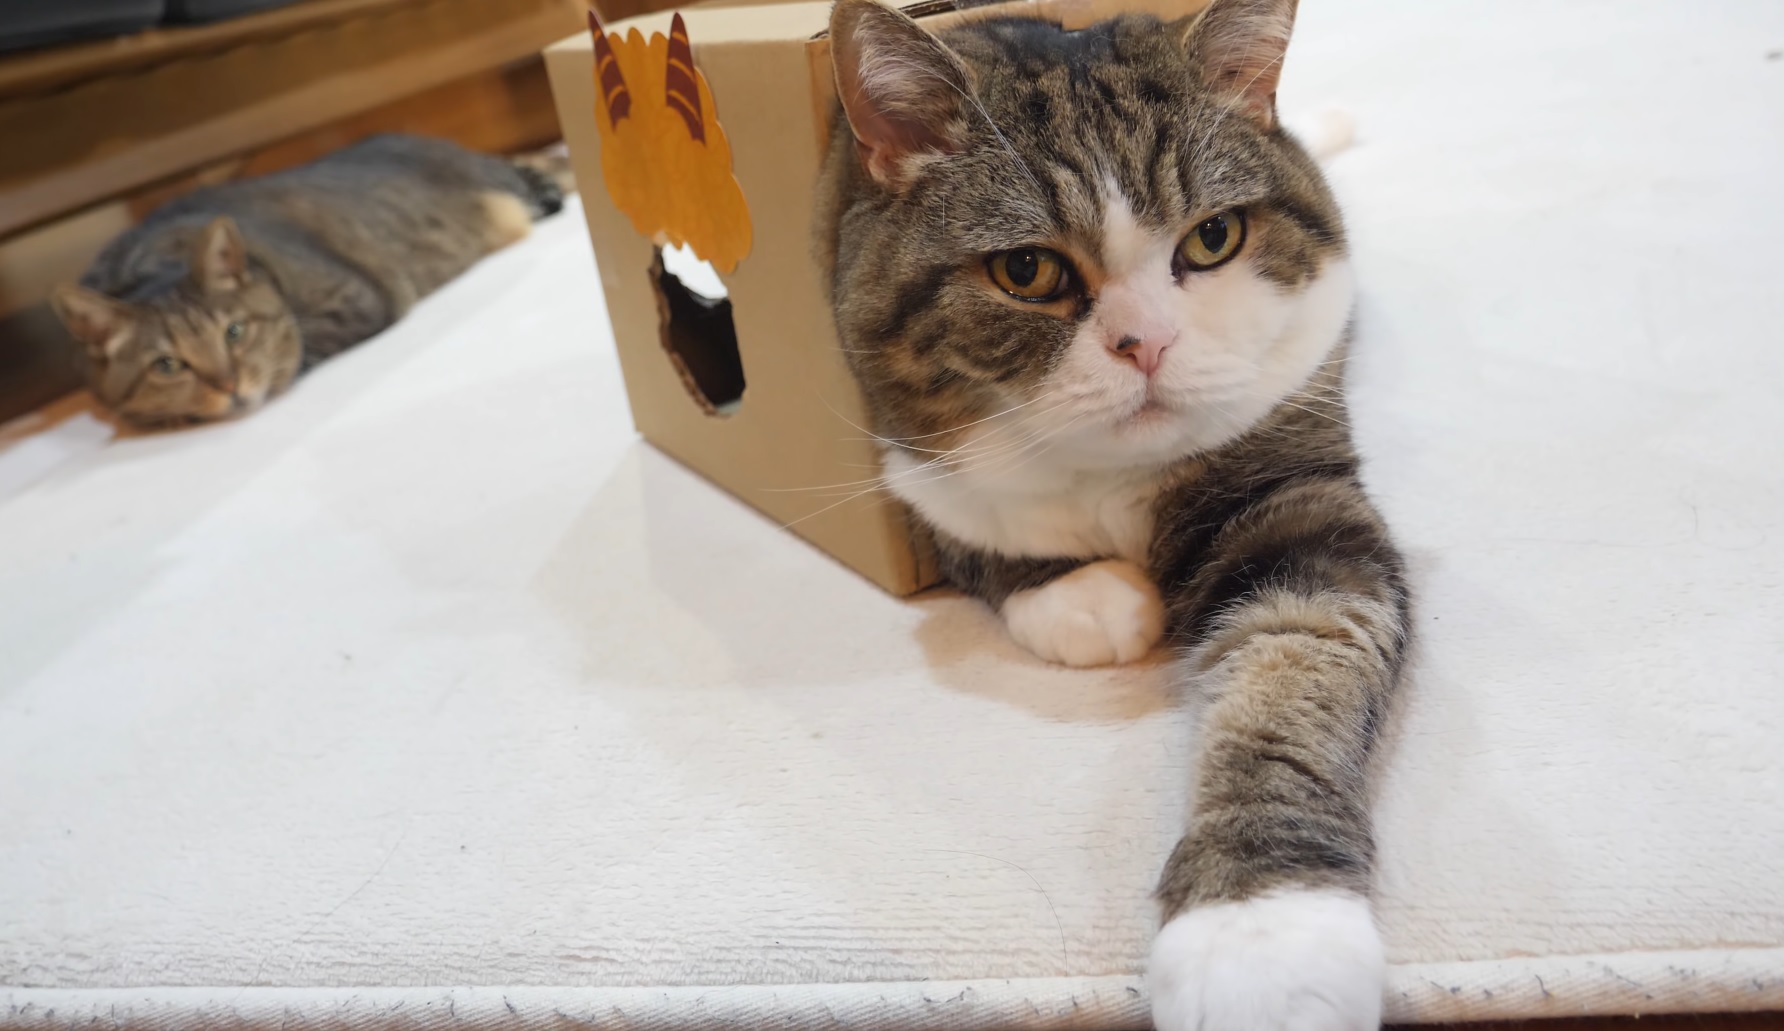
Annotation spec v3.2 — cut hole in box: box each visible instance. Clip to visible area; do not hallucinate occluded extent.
[651,244,744,416]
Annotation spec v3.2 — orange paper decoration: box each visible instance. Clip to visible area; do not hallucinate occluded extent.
[588,10,753,274]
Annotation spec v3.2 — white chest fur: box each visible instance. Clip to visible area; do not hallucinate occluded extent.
[883,449,1162,562]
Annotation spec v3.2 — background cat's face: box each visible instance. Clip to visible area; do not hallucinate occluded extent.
[53,218,303,428]
[821,0,1350,478]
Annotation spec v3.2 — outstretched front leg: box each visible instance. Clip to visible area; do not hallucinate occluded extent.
[1150,475,1409,1031]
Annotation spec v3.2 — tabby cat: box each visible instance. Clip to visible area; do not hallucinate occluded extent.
[818,0,1407,1028]
[51,134,564,427]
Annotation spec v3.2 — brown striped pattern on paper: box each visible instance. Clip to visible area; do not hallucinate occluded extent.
[664,12,706,144]
[588,9,632,125]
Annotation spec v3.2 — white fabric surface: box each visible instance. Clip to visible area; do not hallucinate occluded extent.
[3,0,1783,1025]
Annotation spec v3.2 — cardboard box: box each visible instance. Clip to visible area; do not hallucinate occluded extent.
[543,0,1204,595]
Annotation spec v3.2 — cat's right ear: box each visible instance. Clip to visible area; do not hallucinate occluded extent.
[49,285,136,362]
[193,216,248,295]
[829,0,973,187]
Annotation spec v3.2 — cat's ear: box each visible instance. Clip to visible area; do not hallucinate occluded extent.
[829,0,974,186]
[1179,0,1297,130]
[192,216,248,295]
[49,285,137,362]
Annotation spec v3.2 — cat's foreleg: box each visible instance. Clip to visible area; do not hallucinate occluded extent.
[1150,479,1408,1031]
[935,542,1164,668]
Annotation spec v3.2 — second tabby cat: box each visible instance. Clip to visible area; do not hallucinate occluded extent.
[51,134,564,428]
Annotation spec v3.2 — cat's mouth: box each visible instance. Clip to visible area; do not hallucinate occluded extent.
[200,390,265,420]
[1124,391,1178,424]
[1097,397,1177,440]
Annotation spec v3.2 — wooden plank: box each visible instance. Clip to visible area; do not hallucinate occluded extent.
[0,0,413,99]
[0,0,582,237]
[237,56,562,176]
[0,306,83,426]
[120,55,562,220]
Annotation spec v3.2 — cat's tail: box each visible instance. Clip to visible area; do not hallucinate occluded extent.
[510,144,575,219]
[1283,106,1357,164]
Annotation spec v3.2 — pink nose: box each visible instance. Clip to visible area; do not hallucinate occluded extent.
[1109,334,1169,376]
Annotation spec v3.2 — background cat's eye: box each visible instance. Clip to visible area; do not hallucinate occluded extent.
[152,356,186,375]
[988,248,1071,302]
[1177,210,1247,272]
[224,322,245,345]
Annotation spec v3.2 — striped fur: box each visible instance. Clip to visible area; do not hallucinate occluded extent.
[52,134,561,428]
[819,0,1408,1026]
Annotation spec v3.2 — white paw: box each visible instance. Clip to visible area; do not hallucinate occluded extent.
[1149,890,1385,1031]
[1000,559,1164,667]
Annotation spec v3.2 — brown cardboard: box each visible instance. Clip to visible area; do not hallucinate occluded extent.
[544,0,1207,596]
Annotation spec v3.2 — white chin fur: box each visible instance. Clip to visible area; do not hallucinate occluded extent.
[1149,890,1385,1031]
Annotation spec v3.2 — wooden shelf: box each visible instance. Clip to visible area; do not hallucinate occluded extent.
[0,0,584,237]
[0,0,414,100]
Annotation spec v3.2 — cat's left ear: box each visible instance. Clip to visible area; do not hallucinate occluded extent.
[829,0,974,187]
[192,216,248,295]
[1178,0,1297,130]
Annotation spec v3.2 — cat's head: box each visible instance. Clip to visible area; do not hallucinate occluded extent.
[820,0,1351,480]
[51,217,302,428]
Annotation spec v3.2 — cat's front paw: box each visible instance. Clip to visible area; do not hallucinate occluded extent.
[1000,559,1164,667]
[1149,890,1385,1031]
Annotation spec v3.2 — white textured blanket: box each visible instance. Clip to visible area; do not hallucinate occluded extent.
[3,0,1782,1025]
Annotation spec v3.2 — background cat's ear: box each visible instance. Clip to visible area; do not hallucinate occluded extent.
[829,0,974,186]
[1180,0,1297,130]
[193,216,248,294]
[49,285,136,362]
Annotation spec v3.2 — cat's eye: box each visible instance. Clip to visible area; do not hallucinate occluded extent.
[1177,209,1246,272]
[152,356,185,375]
[988,248,1071,302]
[224,322,245,345]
